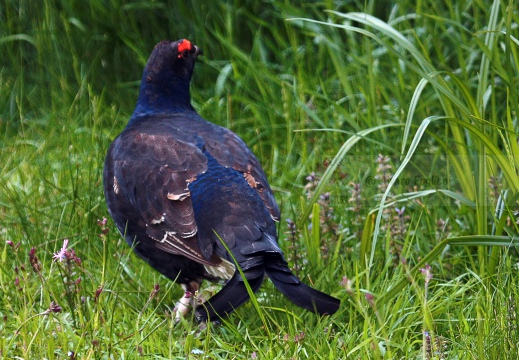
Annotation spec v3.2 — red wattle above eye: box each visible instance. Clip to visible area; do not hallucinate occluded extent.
[178,39,192,53]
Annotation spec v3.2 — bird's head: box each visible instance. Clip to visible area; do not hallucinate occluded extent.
[143,39,202,85]
[133,39,202,115]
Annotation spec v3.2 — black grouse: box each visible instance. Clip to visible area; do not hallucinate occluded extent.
[103,39,340,322]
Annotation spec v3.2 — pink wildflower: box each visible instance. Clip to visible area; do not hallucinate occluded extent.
[53,239,69,262]
[420,263,433,285]
[365,292,375,308]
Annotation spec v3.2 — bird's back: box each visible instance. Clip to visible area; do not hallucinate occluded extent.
[106,111,281,263]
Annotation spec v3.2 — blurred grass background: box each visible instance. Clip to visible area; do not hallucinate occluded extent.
[1,0,518,358]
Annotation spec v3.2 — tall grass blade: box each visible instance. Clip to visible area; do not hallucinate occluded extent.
[370,117,436,268]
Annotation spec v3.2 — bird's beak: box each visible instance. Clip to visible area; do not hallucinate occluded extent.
[194,45,203,57]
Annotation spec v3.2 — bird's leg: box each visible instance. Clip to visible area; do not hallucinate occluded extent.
[174,291,194,321]
[174,282,200,322]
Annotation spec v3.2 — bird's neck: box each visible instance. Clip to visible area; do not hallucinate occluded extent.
[132,75,194,118]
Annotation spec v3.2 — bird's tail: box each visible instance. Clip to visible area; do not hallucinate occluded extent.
[265,257,340,315]
[195,267,265,322]
[195,255,340,322]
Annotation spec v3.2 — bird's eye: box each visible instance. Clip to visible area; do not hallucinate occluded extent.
[181,50,189,59]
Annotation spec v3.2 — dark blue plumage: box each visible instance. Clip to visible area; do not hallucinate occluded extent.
[103,39,340,322]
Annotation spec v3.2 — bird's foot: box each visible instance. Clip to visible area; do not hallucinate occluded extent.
[174,291,197,322]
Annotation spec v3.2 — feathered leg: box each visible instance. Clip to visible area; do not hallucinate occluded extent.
[195,267,265,322]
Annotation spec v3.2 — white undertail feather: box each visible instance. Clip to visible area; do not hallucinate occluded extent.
[204,258,235,280]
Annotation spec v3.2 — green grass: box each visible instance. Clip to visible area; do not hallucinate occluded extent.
[1,0,519,358]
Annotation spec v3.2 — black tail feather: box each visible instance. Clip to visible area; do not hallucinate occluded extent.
[195,269,265,322]
[195,256,340,322]
[266,260,340,315]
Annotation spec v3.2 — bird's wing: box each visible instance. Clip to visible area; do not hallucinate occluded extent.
[203,129,281,222]
[108,129,220,266]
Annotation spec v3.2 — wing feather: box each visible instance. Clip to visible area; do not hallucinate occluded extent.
[204,129,280,222]
[109,128,222,265]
